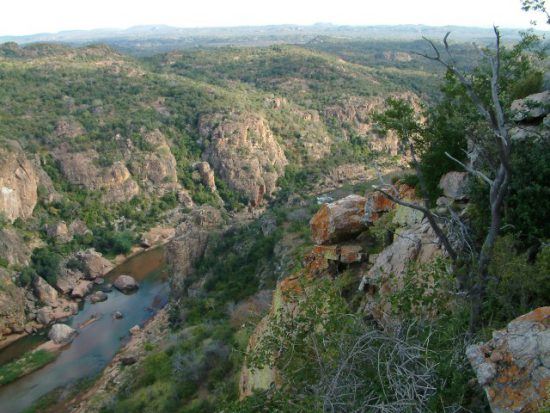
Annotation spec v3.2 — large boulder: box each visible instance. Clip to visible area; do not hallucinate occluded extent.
[467,307,550,413]
[33,276,59,307]
[363,191,395,224]
[358,221,442,322]
[310,195,367,245]
[90,291,108,303]
[76,249,113,279]
[438,171,469,201]
[48,323,77,345]
[45,221,72,243]
[0,140,39,223]
[71,280,93,298]
[113,275,139,293]
[511,90,550,122]
[199,112,288,206]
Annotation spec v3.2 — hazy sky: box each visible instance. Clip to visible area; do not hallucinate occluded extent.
[1,0,545,36]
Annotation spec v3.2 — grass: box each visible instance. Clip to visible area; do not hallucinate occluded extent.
[0,349,57,386]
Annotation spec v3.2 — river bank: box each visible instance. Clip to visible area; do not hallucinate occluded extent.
[0,246,169,413]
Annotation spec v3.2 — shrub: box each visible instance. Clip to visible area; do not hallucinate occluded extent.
[93,229,134,255]
[30,248,61,284]
[485,236,550,325]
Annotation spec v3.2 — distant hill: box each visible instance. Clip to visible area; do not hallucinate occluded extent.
[0,24,542,55]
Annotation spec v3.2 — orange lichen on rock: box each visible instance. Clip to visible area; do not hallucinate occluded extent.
[467,306,550,413]
[310,195,367,245]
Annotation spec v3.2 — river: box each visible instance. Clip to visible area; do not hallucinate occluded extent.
[0,246,169,413]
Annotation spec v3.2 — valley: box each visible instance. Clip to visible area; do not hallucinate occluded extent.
[0,18,548,413]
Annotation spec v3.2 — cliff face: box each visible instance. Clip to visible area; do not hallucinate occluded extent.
[0,141,39,223]
[124,130,179,195]
[199,112,288,206]
[166,206,224,298]
[323,92,420,156]
[239,186,443,397]
[0,268,27,340]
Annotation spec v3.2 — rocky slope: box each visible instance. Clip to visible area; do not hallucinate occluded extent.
[199,112,288,206]
[0,141,39,223]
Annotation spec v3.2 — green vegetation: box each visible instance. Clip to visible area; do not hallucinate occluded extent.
[0,350,57,386]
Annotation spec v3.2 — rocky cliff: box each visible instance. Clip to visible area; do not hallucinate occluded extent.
[0,140,39,223]
[199,112,288,206]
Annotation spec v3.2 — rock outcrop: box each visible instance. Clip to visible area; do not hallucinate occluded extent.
[0,268,26,340]
[467,307,550,413]
[125,130,179,195]
[166,206,223,297]
[140,226,175,248]
[323,93,419,157]
[54,149,140,203]
[33,276,59,307]
[0,140,39,222]
[199,112,287,206]
[45,221,72,243]
[113,275,139,293]
[511,90,550,122]
[71,280,93,298]
[439,171,469,201]
[48,323,77,345]
[76,249,113,279]
[195,161,216,192]
[310,195,367,245]
[0,227,31,266]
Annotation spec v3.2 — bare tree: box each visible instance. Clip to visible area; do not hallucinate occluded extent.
[415,28,511,331]
[372,98,459,264]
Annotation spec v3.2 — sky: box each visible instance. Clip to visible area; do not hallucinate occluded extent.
[0,0,545,36]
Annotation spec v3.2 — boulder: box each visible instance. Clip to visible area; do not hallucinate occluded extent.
[90,291,108,303]
[101,283,113,293]
[33,276,59,307]
[45,221,72,243]
[511,90,550,122]
[358,222,442,323]
[114,275,139,293]
[71,280,93,298]
[129,325,141,335]
[76,249,113,279]
[48,323,77,345]
[363,191,395,224]
[438,171,469,201]
[392,204,424,227]
[36,307,53,325]
[310,195,367,245]
[140,226,175,248]
[0,140,39,223]
[467,307,550,413]
[113,311,123,319]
